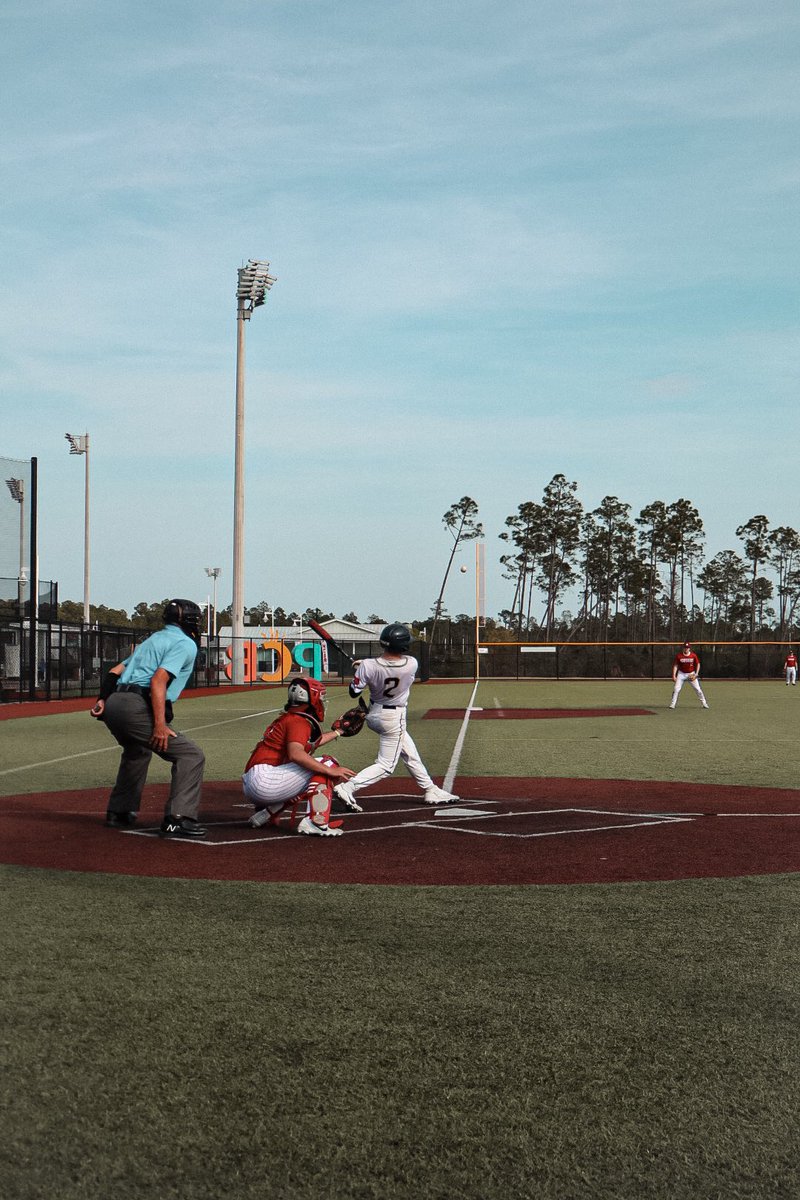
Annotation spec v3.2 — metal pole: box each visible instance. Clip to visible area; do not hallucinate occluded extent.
[212,574,218,637]
[83,433,90,625]
[28,457,38,700]
[231,302,246,684]
[17,487,24,615]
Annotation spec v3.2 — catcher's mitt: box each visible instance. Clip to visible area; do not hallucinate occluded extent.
[332,706,366,738]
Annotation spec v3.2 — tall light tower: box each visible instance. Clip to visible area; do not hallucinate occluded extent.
[231,260,276,682]
[5,478,26,615]
[65,433,91,625]
[205,566,221,637]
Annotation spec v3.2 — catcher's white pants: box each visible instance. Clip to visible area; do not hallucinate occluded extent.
[670,671,706,706]
[242,761,312,807]
[787,668,797,685]
[347,705,434,794]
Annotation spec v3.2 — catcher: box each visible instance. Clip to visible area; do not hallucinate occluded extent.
[241,677,363,837]
[669,641,709,710]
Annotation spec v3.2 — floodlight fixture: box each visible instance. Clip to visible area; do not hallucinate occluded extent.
[65,433,88,455]
[6,478,24,504]
[236,260,277,318]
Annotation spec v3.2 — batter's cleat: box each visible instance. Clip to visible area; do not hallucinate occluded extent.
[297,816,342,837]
[106,810,137,828]
[332,782,363,813]
[424,786,459,805]
[159,815,208,839]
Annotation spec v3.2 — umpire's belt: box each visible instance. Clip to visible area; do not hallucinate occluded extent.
[117,683,151,698]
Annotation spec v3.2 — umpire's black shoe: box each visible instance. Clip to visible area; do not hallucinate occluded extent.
[159,815,208,839]
[106,810,137,828]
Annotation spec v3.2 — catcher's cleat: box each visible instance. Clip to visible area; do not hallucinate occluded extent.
[332,782,363,813]
[249,805,285,828]
[297,816,342,837]
[424,786,459,805]
[159,815,208,839]
[105,810,137,828]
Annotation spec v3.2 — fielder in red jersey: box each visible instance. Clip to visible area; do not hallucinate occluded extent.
[784,652,798,686]
[669,642,709,709]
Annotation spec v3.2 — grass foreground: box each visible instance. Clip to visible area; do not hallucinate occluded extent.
[2,865,799,1200]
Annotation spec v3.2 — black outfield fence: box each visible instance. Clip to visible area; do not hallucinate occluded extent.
[0,623,432,702]
[0,622,793,702]
[435,641,796,682]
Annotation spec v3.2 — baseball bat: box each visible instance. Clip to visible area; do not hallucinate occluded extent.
[306,619,369,709]
[306,618,358,668]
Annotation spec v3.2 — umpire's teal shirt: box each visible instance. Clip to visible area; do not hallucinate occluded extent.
[119,626,198,701]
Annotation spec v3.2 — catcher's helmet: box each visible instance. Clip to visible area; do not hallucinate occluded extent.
[163,599,203,644]
[380,623,411,653]
[286,676,327,722]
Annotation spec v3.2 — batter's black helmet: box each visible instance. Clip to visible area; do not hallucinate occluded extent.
[163,599,203,644]
[380,623,411,652]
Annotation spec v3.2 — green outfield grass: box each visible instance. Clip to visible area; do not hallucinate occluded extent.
[2,680,800,1198]
[1,678,798,796]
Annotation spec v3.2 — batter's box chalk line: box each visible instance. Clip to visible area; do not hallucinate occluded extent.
[421,807,695,840]
[117,805,696,847]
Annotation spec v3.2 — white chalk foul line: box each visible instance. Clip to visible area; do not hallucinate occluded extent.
[442,680,480,794]
[0,706,284,777]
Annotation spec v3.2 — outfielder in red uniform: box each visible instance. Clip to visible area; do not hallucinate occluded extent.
[784,651,798,686]
[669,642,709,709]
[242,677,354,837]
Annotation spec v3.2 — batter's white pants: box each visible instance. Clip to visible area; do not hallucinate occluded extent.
[787,668,797,685]
[670,671,707,707]
[346,705,434,794]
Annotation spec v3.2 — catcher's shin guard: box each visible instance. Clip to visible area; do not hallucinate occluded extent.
[298,756,338,828]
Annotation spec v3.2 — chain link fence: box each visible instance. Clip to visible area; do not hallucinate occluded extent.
[464,641,795,681]
[3,623,792,703]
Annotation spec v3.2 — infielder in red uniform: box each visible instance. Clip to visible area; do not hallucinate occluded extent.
[669,642,709,709]
[784,651,798,686]
[242,677,354,837]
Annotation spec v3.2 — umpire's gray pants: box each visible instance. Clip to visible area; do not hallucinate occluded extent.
[103,691,205,819]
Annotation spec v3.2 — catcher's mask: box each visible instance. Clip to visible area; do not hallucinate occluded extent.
[286,676,327,722]
[379,623,411,653]
[163,599,203,645]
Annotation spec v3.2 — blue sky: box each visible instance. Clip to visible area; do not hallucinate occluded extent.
[2,0,798,623]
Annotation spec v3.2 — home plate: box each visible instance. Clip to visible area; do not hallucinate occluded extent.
[436,806,494,817]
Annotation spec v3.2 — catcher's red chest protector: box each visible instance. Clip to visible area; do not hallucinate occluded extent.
[245,711,319,772]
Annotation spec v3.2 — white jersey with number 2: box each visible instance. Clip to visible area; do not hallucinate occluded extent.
[352,655,418,707]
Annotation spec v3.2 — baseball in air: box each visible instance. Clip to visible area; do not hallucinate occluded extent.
[460,566,467,573]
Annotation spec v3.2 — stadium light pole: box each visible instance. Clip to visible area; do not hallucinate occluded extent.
[205,566,221,637]
[5,478,25,615]
[231,260,276,683]
[65,433,91,625]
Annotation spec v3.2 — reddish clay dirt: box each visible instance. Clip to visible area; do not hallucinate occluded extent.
[1,777,798,886]
[425,708,655,720]
[0,685,281,721]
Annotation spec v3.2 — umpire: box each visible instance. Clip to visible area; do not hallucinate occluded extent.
[91,599,207,838]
